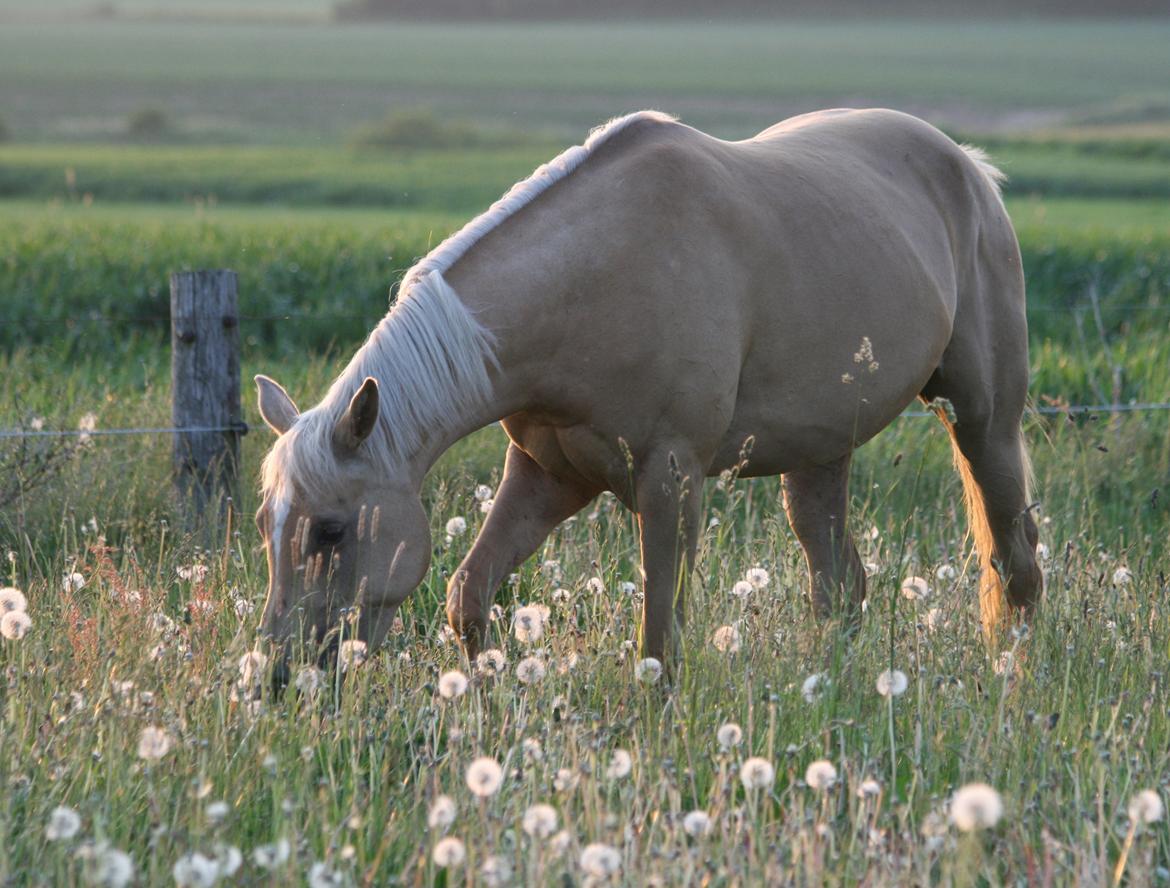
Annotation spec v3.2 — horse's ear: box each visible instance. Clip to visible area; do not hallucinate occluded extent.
[255,375,299,435]
[333,377,380,452]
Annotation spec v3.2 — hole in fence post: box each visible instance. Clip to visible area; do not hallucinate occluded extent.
[171,270,244,532]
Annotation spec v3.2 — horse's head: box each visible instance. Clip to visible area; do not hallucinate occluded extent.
[253,374,432,669]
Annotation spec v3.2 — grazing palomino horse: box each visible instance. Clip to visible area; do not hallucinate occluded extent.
[255,108,1042,665]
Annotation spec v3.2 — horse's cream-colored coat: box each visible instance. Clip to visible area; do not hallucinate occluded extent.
[256,109,1041,664]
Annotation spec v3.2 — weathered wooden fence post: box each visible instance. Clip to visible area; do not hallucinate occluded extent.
[171,270,245,525]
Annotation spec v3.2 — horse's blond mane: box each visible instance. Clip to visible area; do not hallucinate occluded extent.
[262,110,675,502]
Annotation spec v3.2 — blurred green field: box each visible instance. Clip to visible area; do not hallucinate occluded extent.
[3,19,1170,143]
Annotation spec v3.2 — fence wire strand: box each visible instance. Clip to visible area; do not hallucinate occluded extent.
[4,402,1169,441]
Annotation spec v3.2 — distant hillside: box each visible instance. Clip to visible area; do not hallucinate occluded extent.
[336,0,1170,19]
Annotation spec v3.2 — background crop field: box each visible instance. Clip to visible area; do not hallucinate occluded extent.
[1,12,1169,887]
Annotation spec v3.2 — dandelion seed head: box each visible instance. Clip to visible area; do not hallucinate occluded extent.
[949,783,1004,831]
[579,843,622,878]
[172,852,218,888]
[1128,789,1164,824]
[745,567,770,589]
[740,756,775,790]
[606,749,633,780]
[1113,566,1133,586]
[858,778,882,799]
[523,803,558,838]
[197,800,227,825]
[476,649,507,675]
[935,564,957,581]
[804,759,838,791]
[474,484,494,502]
[801,672,827,704]
[427,795,457,831]
[516,656,546,684]
[45,805,81,841]
[876,669,908,698]
[620,581,637,596]
[438,669,469,700]
[465,757,504,797]
[444,516,467,538]
[900,576,929,600]
[137,726,174,761]
[294,666,324,695]
[682,810,711,837]
[308,861,345,888]
[512,605,546,643]
[251,839,291,869]
[716,722,743,750]
[586,576,605,595]
[0,587,27,614]
[553,768,578,793]
[729,580,753,599]
[712,624,742,654]
[634,657,662,684]
[1,610,32,640]
[63,571,86,593]
[338,639,367,671]
[432,836,466,868]
[479,854,512,887]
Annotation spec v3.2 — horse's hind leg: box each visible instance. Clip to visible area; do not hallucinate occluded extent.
[921,327,1041,637]
[782,454,866,622]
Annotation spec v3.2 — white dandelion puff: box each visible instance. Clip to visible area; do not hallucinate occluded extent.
[465,757,504,798]
[438,670,469,700]
[634,657,662,684]
[1113,566,1133,586]
[682,809,712,837]
[516,656,546,685]
[716,722,743,751]
[935,564,957,581]
[801,672,827,704]
[579,843,622,878]
[251,839,291,870]
[307,861,344,888]
[294,666,324,695]
[445,516,467,537]
[740,757,775,790]
[745,567,770,589]
[0,586,27,613]
[512,605,546,643]
[729,580,754,599]
[1128,789,1164,824]
[900,576,930,600]
[205,800,230,823]
[432,836,466,868]
[63,571,86,593]
[553,768,578,793]
[137,726,174,761]
[605,749,633,780]
[427,795,457,831]
[475,649,507,675]
[474,484,494,502]
[522,803,558,838]
[540,560,562,582]
[45,806,82,841]
[876,669,909,698]
[1,610,32,640]
[712,624,741,654]
[949,783,1004,831]
[620,581,637,596]
[479,854,512,887]
[857,778,882,799]
[804,759,838,791]
[338,640,367,671]
[172,852,218,888]
[586,576,605,595]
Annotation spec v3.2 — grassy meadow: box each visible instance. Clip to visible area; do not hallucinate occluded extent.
[2,13,1170,887]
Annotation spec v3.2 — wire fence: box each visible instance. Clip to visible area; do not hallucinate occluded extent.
[4,402,1169,442]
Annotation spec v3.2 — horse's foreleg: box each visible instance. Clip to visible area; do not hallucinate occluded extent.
[782,454,866,623]
[446,442,597,658]
[635,448,703,663]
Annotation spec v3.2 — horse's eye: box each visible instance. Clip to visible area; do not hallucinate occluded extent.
[315,522,345,546]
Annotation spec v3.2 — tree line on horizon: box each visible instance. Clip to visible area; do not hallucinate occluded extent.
[336,0,1169,19]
